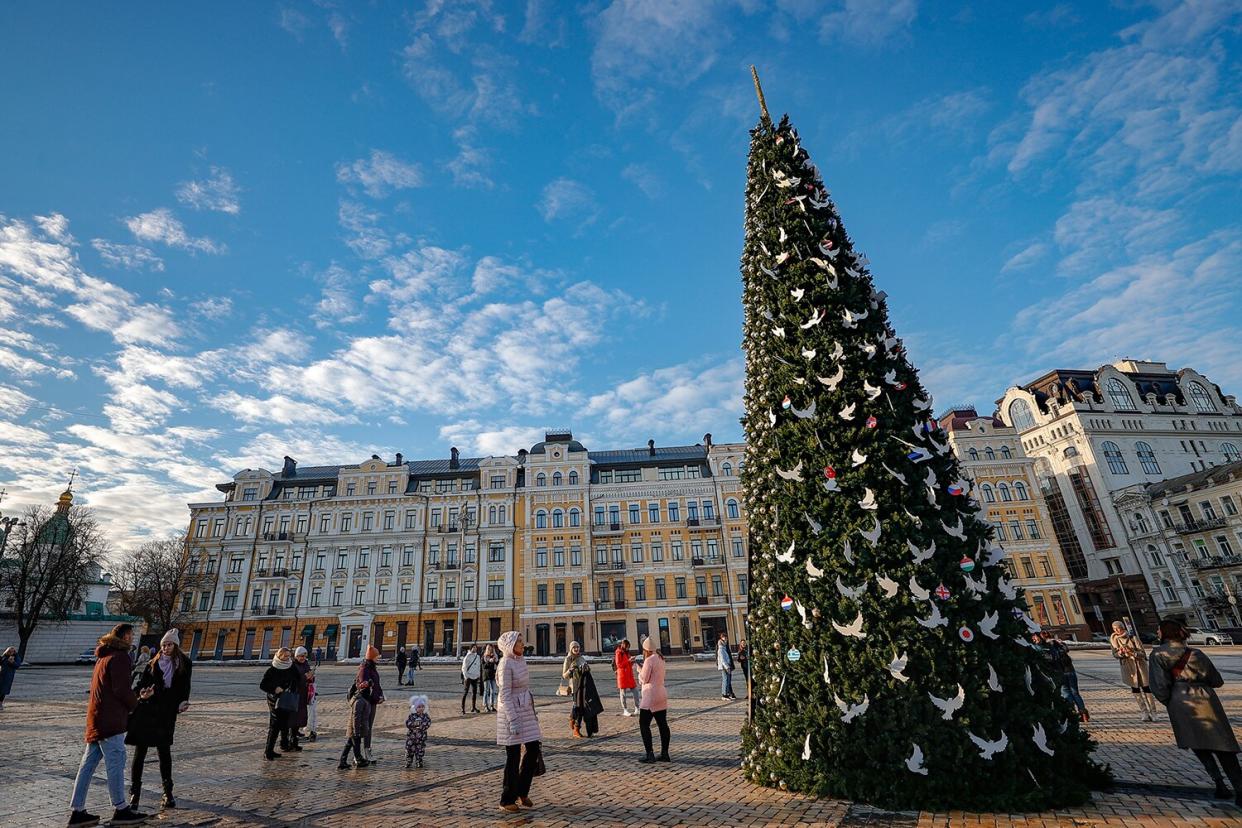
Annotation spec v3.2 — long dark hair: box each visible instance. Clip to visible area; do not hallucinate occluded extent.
[149,642,188,674]
[1159,619,1188,643]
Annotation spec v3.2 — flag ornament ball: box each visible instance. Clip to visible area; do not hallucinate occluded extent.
[787,647,802,662]
[959,555,976,572]
[933,583,951,601]
[959,626,975,643]
[781,595,795,611]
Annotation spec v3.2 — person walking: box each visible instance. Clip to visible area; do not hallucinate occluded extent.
[356,646,385,760]
[496,630,541,814]
[562,641,603,738]
[737,638,750,685]
[292,647,314,745]
[396,646,408,686]
[405,645,418,685]
[410,645,421,672]
[461,644,482,714]
[404,695,431,768]
[716,632,736,700]
[0,646,20,710]
[1110,620,1157,721]
[1036,632,1089,723]
[614,640,640,717]
[68,623,152,827]
[481,644,499,712]
[130,646,150,681]
[338,679,374,769]
[126,629,192,811]
[259,647,303,760]
[638,636,670,764]
[1149,618,1242,805]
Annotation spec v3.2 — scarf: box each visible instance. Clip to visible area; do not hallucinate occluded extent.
[272,652,293,670]
[157,653,175,688]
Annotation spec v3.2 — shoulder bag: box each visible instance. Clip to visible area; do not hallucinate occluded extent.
[1169,649,1194,680]
[275,688,300,712]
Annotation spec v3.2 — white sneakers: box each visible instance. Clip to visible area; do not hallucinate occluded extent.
[623,709,634,717]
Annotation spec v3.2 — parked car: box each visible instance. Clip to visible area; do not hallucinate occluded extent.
[74,649,97,664]
[1090,632,1110,643]
[1185,628,1234,646]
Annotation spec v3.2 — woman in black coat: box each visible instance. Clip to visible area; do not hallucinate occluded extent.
[259,647,303,760]
[126,631,193,810]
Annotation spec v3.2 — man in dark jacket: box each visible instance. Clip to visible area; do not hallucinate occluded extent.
[396,646,408,686]
[68,623,152,827]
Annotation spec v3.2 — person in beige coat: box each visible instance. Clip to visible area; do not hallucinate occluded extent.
[1149,619,1242,805]
[1110,621,1157,722]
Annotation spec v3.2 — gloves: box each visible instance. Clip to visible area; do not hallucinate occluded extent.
[509,721,520,736]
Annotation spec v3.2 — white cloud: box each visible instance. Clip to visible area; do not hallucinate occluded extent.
[211,391,356,426]
[621,163,664,199]
[1051,197,1180,276]
[91,239,165,271]
[312,263,364,327]
[124,208,224,254]
[338,200,395,259]
[537,178,599,225]
[278,6,311,39]
[1000,241,1048,273]
[818,0,918,47]
[335,150,424,198]
[370,246,468,302]
[583,357,744,442]
[215,430,377,474]
[0,346,75,380]
[176,166,241,214]
[190,296,233,319]
[446,126,494,189]
[0,383,36,418]
[437,420,546,456]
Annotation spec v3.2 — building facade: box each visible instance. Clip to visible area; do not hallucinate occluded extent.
[179,431,747,659]
[996,360,1242,633]
[940,409,1091,639]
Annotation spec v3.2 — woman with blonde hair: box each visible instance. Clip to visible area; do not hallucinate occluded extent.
[637,636,670,764]
[562,641,603,738]
[259,646,303,760]
[1110,620,1157,721]
[481,643,499,712]
[496,631,541,813]
[126,629,193,809]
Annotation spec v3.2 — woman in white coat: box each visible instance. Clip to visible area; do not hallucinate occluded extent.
[496,631,541,813]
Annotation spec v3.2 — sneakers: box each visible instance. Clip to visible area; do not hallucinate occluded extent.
[657,754,671,762]
[518,796,533,808]
[67,811,99,827]
[416,758,423,768]
[499,804,521,813]
[721,695,731,701]
[161,793,175,809]
[623,709,634,717]
[109,807,147,825]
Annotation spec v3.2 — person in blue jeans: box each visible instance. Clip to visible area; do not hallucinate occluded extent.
[716,633,736,700]
[69,623,152,827]
[1035,631,1090,723]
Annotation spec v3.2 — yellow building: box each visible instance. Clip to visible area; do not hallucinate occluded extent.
[941,409,1092,639]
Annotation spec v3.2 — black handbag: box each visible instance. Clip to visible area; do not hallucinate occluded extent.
[275,690,300,713]
[533,747,546,777]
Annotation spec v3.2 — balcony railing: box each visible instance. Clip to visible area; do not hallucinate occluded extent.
[595,600,613,610]
[436,525,461,533]
[692,556,726,568]
[251,605,284,617]
[443,600,457,609]
[255,569,269,577]
[1191,554,1242,571]
[695,596,709,606]
[595,560,626,572]
[614,599,627,609]
[434,561,460,571]
[591,521,624,535]
[273,568,290,577]
[687,517,721,528]
[1174,517,1227,535]
[427,599,440,608]
[262,531,301,541]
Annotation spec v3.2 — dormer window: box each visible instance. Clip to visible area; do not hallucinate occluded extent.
[1108,378,1137,411]
[1188,381,1217,413]
[242,487,258,501]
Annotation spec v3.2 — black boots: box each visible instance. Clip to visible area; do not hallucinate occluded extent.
[161,780,175,809]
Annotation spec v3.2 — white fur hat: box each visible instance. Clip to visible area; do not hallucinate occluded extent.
[409,694,430,714]
[294,646,308,657]
[641,635,657,652]
[160,628,180,646]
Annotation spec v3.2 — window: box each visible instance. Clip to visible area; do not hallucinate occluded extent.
[616,469,641,483]
[535,511,547,529]
[222,591,238,610]
[655,578,667,600]
[229,556,244,574]
[400,583,411,604]
[341,513,353,532]
[569,509,580,527]
[569,470,579,485]
[402,546,414,567]
[675,577,687,599]
[1000,446,1012,459]
[1013,481,1029,500]
[968,448,979,460]
[1101,441,1129,474]
[648,503,660,523]
[1103,557,1123,576]
[598,581,610,602]
[594,506,605,526]
[426,583,438,602]
[695,576,707,598]
[1202,500,1218,520]
[1223,496,1238,517]
[1162,579,1176,603]
[726,499,740,519]
[490,475,505,490]
[1147,545,1164,567]
[629,504,641,524]
[488,580,505,601]
[572,582,583,603]
[732,537,744,558]
[537,584,548,605]
[1108,378,1136,411]
[1216,535,1234,556]
[553,546,565,567]
[552,510,563,528]
[550,472,561,487]
[631,542,644,563]
[996,483,1011,502]
[1189,381,1216,413]
[336,550,348,569]
[652,540,664,562]
[1009,399,1036,431]
[570,546,582,566]
[381,547,392,568]
[984,447,996,461]
[1026,519,1041,539]
[358,548,370,569]
[242,486,258,501]
[213,518,225,537]
[345,483,355,496]
[332,586,343,606]
[668,502,680,522]
[361,513,374,532]
[995,522,1007,541]
[722,462,733,476]
[634,579,647,601]
[1136,441,1161,475]
[536,547,548,567]
[1021,557,1036,578]
[383,511,395,530]
[536,473,546,487]
[609,506,620,525]
[1009,520,1023,540]
[981,484,995,503]
[286,588,298,608]
[671,539,683,560]
[1223,443,1241,462]
[180,593,193,613]
[738,574,748,596]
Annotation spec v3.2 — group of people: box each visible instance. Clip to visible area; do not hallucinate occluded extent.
[460,643,499,713]
[716,633,747,699]
[394,644,421,685]
[66,624,193,827]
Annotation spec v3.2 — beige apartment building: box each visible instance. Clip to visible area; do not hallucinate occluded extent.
[940,408,1092,639]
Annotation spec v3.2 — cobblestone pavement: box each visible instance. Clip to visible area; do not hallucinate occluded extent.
[3,651,1242,827]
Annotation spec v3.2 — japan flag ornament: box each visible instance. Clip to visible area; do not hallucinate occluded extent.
[958,626,975,643]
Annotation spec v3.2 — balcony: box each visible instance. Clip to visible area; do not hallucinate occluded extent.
[443,600,457,609]
[255,568,269,578]
[595,600,613,610]
[687,517,722,530]
[614,599,627,609]
[1174,517,1227,535]
[273,568,290,578]
[427,599,440,609]
[1191,554,1242,571]
[591,521,624,536]
[251,605,284,617]
[437,525,461,533]
[261,531,300,542]
[695,596,709,606]
[597,560,626,572]
[434,561,461,571]
[692,556,726,568]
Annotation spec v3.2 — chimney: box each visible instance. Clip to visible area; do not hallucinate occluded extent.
[703,433,713,451]
[450,447,460,469]
[282,456,297,477]
[647,438,656,457]
[395,452,403,466]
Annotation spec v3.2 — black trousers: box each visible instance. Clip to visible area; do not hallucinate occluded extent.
[462,678,479,711]
[339,735,364,764]
[130,744,172,794]
[266,708,292,753]
[501,741,540,805]
[639,708,670,757]
[1194,749,1242,788]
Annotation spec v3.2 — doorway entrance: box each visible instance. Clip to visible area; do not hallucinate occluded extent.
[536,623,550,656]
[348,627,364,659]
[701,616,729,650]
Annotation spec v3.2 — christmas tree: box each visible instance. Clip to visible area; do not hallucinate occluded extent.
[739,71,1109,811]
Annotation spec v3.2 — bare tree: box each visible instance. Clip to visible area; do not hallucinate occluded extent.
[0,504,112,660]
[111,533,211,633]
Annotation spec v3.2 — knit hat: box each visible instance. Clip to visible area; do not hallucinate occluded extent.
[272,649,293,670]
[365,645,380,661]
[160,628,180,647]
[409,694,430,714]
[294,646,308,657]
[641,636,657,652]
[497,630,521,658]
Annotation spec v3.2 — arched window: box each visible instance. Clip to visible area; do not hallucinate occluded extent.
[552,509,564,528]
[1063,446,1079,458]
[1134,512,1150,534]
[968,448,979,461]
[1146,544,1163,566]
[1101,440,1129,474]
[1222,442,1241,463]
[981,484,996,503]
[569,508,580,527]
[998,483,1012,502]
[1000,446,1012,459]
[552,472,562,486]
[498,505,506,524]
[488,505,497,525]
[568,470,579,485]
[1108,378,1136,411]
[1013,481,1029,500]
[535,473,546,487]
[984,447,996,460]
[1136,441,1161,475]
[1188,381,1216,413]
[1161,579,1176,603]
[1009,399,1037,431]
[726,499,740,519]
[722,462,733,476]
[535,510,546,529]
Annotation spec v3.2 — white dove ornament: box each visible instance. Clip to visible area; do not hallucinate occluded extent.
[805,557,825,581]
[1032,723,1054,756]
[916,602,948,629]
[908,576,931,601]
[876,573,899,598]
[775,462,804,482]
[968,731,1009,761]
[858,488,878,511]
[978,612,1000,640]
[888,651,910,683]
[861,517,882,545]
[836,576,865,601]
[906,743,928,776]
[817,363,845,391]
[928,684,966,720]
[776,539,796,564]
[832,611,866,639]
[834,693,870,723]
[987,663,1003,692]
[802,733,812,761]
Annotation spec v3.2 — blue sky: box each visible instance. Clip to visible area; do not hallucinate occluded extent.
[1,1,1240,547]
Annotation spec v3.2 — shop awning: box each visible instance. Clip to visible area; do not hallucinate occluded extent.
[323,624,339,638]
[300,624,315,638]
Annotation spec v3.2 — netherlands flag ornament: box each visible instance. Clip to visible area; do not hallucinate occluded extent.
[781,595,795,611]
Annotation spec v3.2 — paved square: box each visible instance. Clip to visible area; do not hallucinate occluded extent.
[3,650,1241,826]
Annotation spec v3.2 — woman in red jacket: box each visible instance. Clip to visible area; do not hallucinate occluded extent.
[614,639,640,717]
